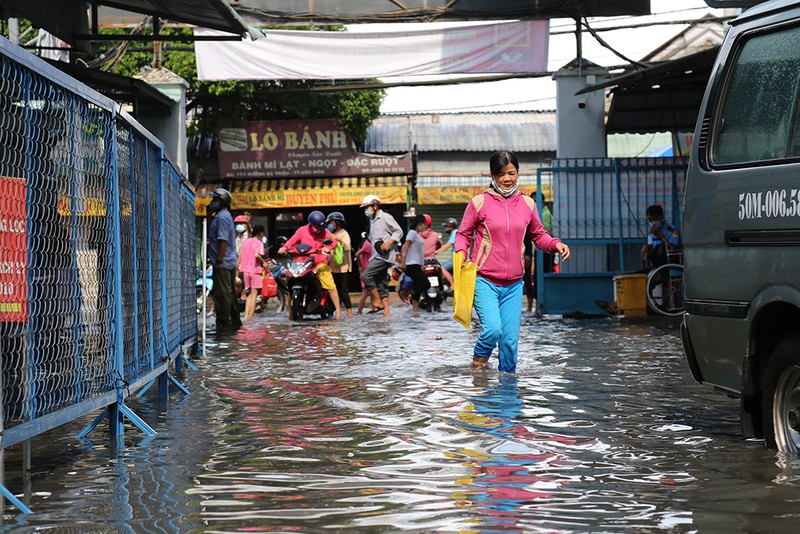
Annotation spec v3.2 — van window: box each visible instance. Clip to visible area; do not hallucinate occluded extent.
[711,26,800,166]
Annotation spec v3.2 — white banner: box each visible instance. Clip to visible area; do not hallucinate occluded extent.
[195,21,549,81]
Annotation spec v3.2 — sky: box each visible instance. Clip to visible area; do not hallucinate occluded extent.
[347,0,729,114]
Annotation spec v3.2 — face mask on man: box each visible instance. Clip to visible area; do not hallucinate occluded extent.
[207,199,221,215]
[236,224,246,234]
[364,208,373,218]
[651,220,664,229]
[261,237,267,245]
[327,223,335,233]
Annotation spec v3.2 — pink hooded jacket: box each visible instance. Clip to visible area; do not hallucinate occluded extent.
[455,190,561,286]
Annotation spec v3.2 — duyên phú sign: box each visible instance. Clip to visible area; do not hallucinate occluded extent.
[218,119,413,180]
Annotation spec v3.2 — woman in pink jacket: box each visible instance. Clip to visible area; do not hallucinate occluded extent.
[455,151,570,373]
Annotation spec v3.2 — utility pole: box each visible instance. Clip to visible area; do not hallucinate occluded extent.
[8,18,18,44]
[153,16,162,68]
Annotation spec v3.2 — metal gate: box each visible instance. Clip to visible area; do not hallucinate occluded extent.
[536,157,687,315]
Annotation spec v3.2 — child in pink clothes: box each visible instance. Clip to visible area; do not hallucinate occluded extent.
[354,234,372,313]
[239,224,267,320]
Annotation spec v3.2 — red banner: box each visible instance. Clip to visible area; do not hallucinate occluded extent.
[218,119,413,179]
[0,176,27,322]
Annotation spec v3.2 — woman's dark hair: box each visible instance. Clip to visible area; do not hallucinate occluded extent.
[410,214,427,229]
[252,224,265,235]
[489,150,520,175]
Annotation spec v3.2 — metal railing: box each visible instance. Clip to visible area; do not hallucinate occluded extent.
[0,37,196,512]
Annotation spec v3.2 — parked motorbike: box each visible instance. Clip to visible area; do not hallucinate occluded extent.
[419,258,445,312]
[283,243,335,320]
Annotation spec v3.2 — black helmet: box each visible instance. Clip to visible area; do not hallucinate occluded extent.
[442,217,458,229]
[326,211,346,224]
[211,188,232,207]
[308,210,326,232]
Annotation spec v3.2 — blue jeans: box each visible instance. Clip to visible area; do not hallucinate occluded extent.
[473,277,523,373]
[442,259,453,274]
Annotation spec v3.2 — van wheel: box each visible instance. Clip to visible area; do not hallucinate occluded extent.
[762,333,800,451]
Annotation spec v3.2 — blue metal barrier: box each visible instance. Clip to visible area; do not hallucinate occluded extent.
[0,36,196,512]
[536,157,687,315]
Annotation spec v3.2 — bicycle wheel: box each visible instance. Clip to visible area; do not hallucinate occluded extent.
[646,263,685,316]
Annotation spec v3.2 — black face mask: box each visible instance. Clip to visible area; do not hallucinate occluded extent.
[207,199,222,215]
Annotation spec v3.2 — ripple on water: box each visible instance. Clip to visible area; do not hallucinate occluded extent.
[14,311,800,532]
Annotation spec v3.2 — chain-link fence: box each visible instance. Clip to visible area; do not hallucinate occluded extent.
[0,38,196,447]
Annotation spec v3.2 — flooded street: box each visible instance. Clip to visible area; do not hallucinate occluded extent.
[5,302,800,532]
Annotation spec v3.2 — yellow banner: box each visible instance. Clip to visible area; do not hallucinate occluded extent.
[418,184,552,205]
[196,185,407,215]
[57,196,108,217]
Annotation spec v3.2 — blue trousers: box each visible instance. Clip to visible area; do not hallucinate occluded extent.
[473,277,523,373]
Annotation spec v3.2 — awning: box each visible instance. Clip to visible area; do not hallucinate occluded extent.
[195,176,408,214]
[576,47,719,134]
[417,176,552,205]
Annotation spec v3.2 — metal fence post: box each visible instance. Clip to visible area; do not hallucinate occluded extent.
[158,147,169,397]
[144,141,156,373]
[536,167,546,311]
[202,218,207,357]
[108,112,126,439]
[614,159,626,273]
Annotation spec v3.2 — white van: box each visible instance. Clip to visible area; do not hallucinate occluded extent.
[683,0,800,451]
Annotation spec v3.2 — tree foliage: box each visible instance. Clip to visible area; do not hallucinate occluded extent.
[92,27,384,147]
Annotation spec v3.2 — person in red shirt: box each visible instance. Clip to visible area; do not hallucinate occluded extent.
[419,213,442,260]
[278,210,342,319]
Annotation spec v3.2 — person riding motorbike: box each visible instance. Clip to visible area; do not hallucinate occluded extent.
[419,213,442,260]
[278,210,342,320]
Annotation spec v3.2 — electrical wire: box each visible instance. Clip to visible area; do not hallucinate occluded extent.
[582,17,649,69]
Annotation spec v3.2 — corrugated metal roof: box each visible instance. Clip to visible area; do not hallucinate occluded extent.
[0,0,260,50]
[364,112,556,153]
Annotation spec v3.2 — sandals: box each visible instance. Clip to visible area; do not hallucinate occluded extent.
[366,306,385,314]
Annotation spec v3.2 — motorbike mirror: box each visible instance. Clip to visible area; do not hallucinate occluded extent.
[296,243,312,254]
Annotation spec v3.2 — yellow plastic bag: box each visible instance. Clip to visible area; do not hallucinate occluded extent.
[452,251,477,329]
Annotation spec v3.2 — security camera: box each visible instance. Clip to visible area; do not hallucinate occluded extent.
[578,99,587,109]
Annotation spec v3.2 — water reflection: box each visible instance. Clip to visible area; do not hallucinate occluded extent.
[6,313,800,531]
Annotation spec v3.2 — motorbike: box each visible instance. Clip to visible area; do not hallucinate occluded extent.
[419,258,445,312]
[283,243,335,321]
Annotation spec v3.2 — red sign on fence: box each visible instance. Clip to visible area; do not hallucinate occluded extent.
[0,176,27,322]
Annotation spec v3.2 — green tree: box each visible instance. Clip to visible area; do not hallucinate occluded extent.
[91,26,383,147]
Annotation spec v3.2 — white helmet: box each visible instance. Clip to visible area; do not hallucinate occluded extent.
[359,194,381,208]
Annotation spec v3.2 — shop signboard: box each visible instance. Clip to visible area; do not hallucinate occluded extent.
[418,183,552,205]
[195,177,408,214]
[218,119,413,180]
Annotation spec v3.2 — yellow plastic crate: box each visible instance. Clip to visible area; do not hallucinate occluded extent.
[614,274,647,317]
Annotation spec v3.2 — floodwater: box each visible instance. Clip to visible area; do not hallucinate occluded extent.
[4,302,800,532]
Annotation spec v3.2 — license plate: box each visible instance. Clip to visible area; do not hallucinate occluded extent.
[428,276,439,287]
